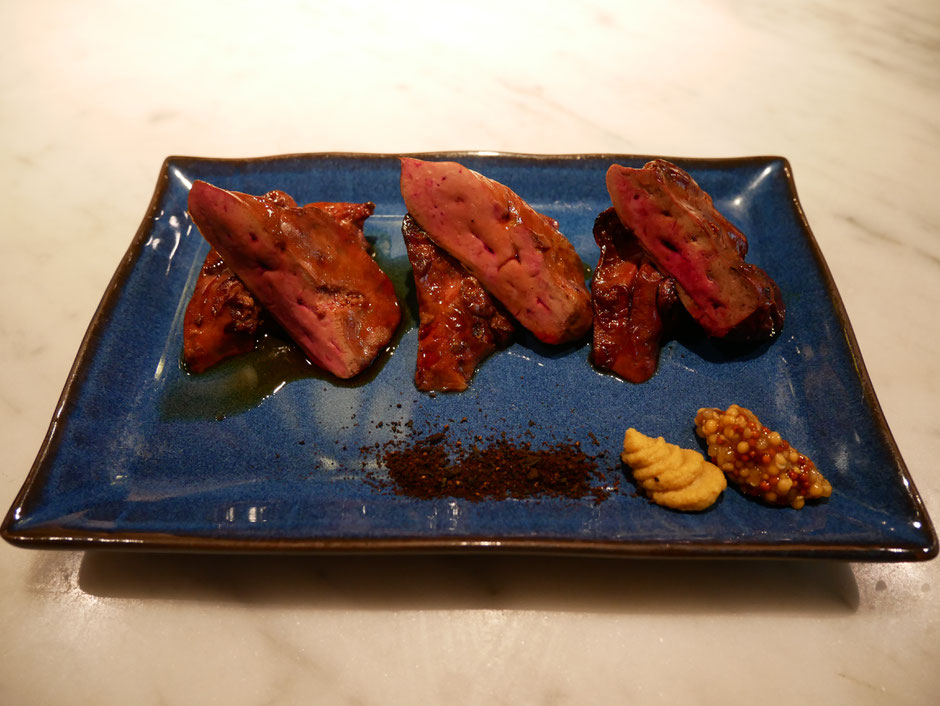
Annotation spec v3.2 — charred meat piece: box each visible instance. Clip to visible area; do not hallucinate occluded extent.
[606,160,784,342]
[402,215,514,392]
[182,193,377,373]
[400,158,592,345]
[187,181,401,379]
[182,248,263,373]
[591,208,677,383]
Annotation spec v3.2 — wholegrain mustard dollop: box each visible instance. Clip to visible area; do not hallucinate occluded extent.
[694,404,831,509]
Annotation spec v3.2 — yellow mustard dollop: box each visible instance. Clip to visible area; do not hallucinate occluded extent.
[622,428,726,511]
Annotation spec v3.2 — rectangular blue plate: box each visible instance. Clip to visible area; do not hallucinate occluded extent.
[3,152,936,560]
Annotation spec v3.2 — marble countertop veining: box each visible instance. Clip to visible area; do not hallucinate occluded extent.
[1,1,938,704]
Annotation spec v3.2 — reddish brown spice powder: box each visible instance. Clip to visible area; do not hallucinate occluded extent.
[376,430,612,503]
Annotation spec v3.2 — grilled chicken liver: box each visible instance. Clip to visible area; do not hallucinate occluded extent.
[400,158,592,345]
[182,192,377,373]
[182,248,263,374]
[402,215,514,392]
[187,181,400,379]
[606,160,783,342]
[590,208,677,383]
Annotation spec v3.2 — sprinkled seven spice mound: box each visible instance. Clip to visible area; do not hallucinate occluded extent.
[694,404,832,509]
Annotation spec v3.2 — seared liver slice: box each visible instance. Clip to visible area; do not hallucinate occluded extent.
[187,181,400,379]
[606,160,784,342]
[400,158,592,345]
[591,208,677,383]
[402,215,514,392]
[182,192,377,373]
[182,248,263,373]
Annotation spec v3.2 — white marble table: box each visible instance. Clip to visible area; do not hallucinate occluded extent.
[2,1,938,703]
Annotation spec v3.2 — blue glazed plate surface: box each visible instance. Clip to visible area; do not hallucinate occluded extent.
[3,152,936,560]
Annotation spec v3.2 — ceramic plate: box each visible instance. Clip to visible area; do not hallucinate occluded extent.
[3,152,936,560]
